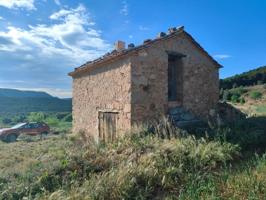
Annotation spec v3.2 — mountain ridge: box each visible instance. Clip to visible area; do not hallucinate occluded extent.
[0,88,71,113]
[220,66,266,89]
[0,88,54,98]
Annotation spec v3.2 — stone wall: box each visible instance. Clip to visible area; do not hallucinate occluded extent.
[71,31,219,139]
[130,32,219,124]
[72,57,132,140]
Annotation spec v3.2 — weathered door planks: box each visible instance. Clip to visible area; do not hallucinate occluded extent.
[99,112,117,142]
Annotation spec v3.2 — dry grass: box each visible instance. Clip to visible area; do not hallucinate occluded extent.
[0,118,266,199]
[230,85,266,116]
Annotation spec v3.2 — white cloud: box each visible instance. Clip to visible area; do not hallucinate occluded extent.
[0,0,36,10]
[50,5,86,20]
[54,0,60,6]
[0,4,110,62]
[0,4,111,97]
[139,25,149,31]
[0,16,3,20]
[120,1,128,16]
[213,54,231,59]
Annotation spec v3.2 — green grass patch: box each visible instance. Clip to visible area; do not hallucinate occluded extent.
[255,105,266,114]
[250,91,263,100]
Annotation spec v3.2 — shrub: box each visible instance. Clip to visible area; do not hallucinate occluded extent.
[63,113,72,122]
[222,87,247,102]
[257,80,263,85]
[28,112,45,122]
[250,91,262,100]
[230,87,247,96]
[222,90,230,101]
[231,94,240,103]
[1,118,12,124]
[12,115,26,123]
[45,117,60,127]
[55,112,69,120]
[212,117,266,151]
[240,97,245,104]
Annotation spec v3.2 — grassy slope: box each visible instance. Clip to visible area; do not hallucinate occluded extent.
[0,135,74,199]
[228,85,266,116]
[0,126,266,199]
[0,135,71,181]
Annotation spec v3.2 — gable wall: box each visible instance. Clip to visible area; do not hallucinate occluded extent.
[130,32,219,124]
[72,57,132,140]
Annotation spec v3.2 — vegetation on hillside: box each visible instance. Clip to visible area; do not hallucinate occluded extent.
[0,88,53,98]
[0,97,72,113]
[0,88,71,113]
[220,66,266,89]
[219,84,266,116]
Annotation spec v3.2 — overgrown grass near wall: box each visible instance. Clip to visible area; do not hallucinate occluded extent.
[1,116,266,199]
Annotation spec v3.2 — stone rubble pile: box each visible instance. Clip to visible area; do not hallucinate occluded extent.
[168,106,206,129]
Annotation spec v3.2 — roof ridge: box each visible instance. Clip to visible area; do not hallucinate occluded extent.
[69,26,221,77]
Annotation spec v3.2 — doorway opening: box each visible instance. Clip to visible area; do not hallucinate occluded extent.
[168,53,184,103]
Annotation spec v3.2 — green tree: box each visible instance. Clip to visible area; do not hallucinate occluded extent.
[45,117,60,127]
[2,118,12,124]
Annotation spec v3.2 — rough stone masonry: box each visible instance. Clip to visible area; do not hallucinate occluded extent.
[69,26,221,142]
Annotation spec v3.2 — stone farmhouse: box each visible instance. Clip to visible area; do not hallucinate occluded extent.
[69,26,221,142]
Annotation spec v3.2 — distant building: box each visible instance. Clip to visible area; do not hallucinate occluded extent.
[69,26,221,142]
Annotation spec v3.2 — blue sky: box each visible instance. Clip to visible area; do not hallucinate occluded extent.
[0,0,265,97]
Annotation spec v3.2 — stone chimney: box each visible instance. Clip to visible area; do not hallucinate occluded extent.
[168,27,177,34]
[115,40,125,51]
[143,39,152,44]
[157,32,166,38]
[128,43,135,48]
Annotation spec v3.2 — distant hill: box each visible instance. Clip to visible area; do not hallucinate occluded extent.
[220,66,266,89]
[0,88,71,113]
[0,88,53,98]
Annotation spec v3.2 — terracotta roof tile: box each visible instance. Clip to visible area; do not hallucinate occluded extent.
[69,26,221,77]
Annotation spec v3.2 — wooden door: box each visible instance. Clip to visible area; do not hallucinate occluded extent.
[98,112,117,142]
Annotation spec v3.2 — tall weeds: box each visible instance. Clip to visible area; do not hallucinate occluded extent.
[38,121,239,200]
